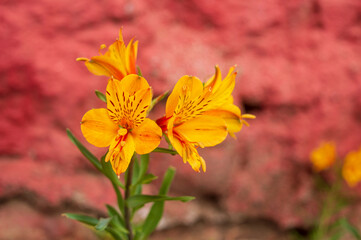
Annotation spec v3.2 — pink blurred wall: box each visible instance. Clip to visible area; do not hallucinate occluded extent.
[0,0,360,238]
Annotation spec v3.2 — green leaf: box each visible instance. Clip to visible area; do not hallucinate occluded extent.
[95,217,111,231]
[112,182,125,216]
[163,134,173,150]
[330,232,343,240]
[139,174,158,184]
[106,228,126,240]
[132,154,150,187]
[159,167,176,194]
[139,154,150,176]
[148,91,169,112]
[100,155,125,215]
[137,66,143,77]
[66,129,102,171]
[105,205,129,237]
[106,205,123,224]
[63,213,98,226]
[140,167,178,238]
[95,90,106,103]
[132,155,141,184]
[101,156,124,189]
[153,147,178,155]
[340,218,361,240]
[127,194,194,208]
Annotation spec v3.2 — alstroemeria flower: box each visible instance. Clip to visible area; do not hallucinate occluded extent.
[81,75,162,175]
[77,29,138,81]
[310,141,336,172]
[157,66,255,172]
[157,76,228,172]
[342,147,361,187]
[202,66,255,138]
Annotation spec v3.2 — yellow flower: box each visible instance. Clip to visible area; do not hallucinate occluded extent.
[77,29,138,81]
[342,148,361,187]
[157,66,254,172]
[202,66,255,138]
[81,75,162,175]
[310,142,336,172]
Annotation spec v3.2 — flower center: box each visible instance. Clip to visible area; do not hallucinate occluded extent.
[118,128,128,136]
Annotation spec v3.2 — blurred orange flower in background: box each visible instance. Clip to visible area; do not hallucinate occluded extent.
[77,29,138,81]
[310,141,336,172]
[342,147,361,187]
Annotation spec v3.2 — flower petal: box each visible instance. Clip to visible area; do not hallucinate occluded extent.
[175,115,228,147]
[103,41,128,78]
[125,39,138,74]
[106,133,135,175]
[130,88,152,126]
[132,118,162,154]
[106,78,122,123]
[167,129,206,172]
[87,56,124,80]
[204,104,243,135]
[81,108,118,147]
[166,75,203,118]
[119,74,150,94]
[204,65,222,93]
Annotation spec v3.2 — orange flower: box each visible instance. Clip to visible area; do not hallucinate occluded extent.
[342,147,361,187]
[157,66,255,172]
[310,142,336,172]
[77,29,138,81]
[202,66,255,138]
[81,75,161,175]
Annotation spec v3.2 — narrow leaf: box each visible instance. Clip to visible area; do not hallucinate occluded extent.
[105,205,129,237]
[148,91,169,112]
[106,205,123,223]
[112,182,125,216]
[132,155,141,184]
[95,90,106,103]
[101,156,124,189]
[141,167,179,238]
[66,129,102,171]
[140,174,158,184]
[95,217,111,231]
[100,155,125,215]
[139,154,150,178]
[63,213,98,226]
[137,66,143,77]
[132,154,150,187]
[330,232,343,240]
[340,218,361,240]
[106,228,125,240]
[127,194,194,208]
[159,167,176,194]
[153,147,178,155]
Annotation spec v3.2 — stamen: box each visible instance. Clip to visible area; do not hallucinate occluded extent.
[98,44,106,54]
[242,114,256,119]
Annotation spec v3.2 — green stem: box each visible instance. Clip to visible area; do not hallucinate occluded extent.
[313,162,342,240]
[124,156,135,240]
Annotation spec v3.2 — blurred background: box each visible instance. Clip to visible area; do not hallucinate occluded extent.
[1,0,361,239]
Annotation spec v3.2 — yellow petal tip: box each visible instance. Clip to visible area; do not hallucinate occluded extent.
[76,57,89,62]
[242,114,256,119]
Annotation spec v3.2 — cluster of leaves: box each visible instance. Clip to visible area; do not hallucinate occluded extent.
[64,129,194,240]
